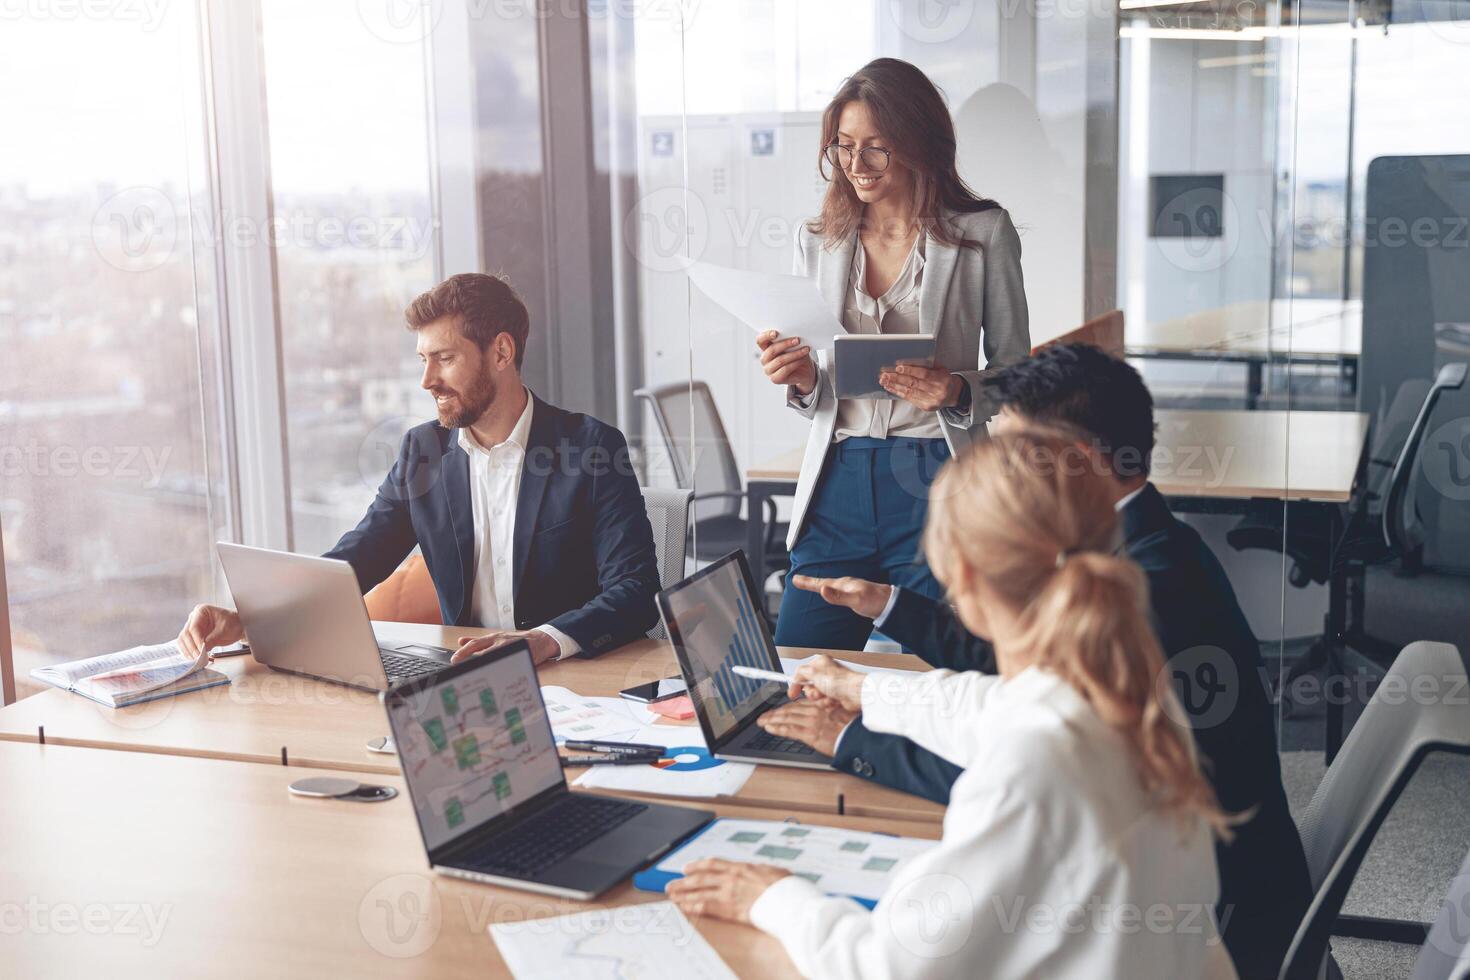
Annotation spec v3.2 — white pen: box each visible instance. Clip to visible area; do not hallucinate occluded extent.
[731,665,793,684]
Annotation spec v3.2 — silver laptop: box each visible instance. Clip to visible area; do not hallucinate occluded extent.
[216,543,451,692]
[657,550,834,770]
[383,640,713,900]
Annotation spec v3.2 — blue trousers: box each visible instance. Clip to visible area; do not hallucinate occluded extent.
[774,436,951,651]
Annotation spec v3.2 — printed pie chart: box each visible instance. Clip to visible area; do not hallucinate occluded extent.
[653,746,725,771]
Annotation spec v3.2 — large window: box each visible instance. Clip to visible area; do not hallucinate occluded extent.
[0,7,227,691]
[260,2,437,554]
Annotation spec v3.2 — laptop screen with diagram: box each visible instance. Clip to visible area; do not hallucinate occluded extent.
[386,646,564,851]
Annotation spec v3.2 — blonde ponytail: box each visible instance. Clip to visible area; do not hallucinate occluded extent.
[925,428,1233,839]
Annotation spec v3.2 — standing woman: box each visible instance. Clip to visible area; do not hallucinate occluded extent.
[757,58,1029,651]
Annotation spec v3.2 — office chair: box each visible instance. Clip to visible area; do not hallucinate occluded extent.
[1230,363,1468,695]
[640,486,692,640]
[634,381,788,574]
[0,512,14,706]
[1279,641,1470,980]
[1410,842,1470,980]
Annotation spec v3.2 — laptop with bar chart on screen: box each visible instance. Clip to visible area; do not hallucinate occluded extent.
[656,551,834,770]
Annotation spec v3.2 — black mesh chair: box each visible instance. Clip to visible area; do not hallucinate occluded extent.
[1230,363,1468,694]
[1410,842,1470,980]
[634,382,789,576]
[1281,641,1470,980]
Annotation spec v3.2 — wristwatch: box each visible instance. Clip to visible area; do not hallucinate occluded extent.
[951,375,972,412]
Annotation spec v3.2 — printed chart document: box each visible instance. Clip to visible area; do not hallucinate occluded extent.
[542,685,754,798]
[636,819,937,909]
[688,261,844,349]
[30,641,229,708]
[490,901,736,980]
[541,686,659,744]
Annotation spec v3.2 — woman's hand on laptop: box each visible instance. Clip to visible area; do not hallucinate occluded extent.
[451,629,559,666]
[667,859,791,924]
[756,699,856,756]
[177,605,244,661]
[791,574,892,621]
[787,655,865,712]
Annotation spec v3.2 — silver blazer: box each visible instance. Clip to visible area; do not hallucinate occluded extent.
[783,207,1030,550]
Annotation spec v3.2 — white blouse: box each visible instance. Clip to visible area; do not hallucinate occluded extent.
[748,667,1239,980]
[833,236,944,441]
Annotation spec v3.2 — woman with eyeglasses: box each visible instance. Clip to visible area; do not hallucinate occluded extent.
[756,58,1030,651]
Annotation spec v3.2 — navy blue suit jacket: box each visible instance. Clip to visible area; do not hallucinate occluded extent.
[323,393,660,656]
[835,484,1312,979]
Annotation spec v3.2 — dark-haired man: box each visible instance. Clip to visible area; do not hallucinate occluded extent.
[759,343,1311,979]
[179,273,661,666]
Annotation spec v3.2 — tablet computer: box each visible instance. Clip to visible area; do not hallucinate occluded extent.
[832,334,936,399]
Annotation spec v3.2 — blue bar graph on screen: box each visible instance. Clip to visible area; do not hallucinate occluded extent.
[708,581,776,714]
[711,586,772,712]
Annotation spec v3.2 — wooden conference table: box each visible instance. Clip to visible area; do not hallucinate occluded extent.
[1,740,940,978]
[746,407,1373,757]
[0,629,945,824]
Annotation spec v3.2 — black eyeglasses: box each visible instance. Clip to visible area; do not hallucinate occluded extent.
[822,143,892,177]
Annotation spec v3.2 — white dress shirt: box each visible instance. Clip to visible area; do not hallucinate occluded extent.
[833,236,944,441]
[459,391,578,659]
[843,483,1149,754]
[750,667,1237,980]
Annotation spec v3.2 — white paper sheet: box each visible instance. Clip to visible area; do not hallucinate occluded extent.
[490,901,736,980]
[572,721,755,798]
[541,686,659,744]
[687,261,844,348]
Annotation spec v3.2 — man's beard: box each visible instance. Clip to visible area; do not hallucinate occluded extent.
[432,373,497,428]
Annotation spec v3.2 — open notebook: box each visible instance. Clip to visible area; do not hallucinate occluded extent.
[30,642,230,708]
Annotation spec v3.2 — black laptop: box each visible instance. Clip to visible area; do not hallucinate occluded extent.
[382,640,713,900]
[657,551,834,770]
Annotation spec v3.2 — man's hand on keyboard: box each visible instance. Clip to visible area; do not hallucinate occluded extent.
[451,629,559,666]
[755,699,856,756]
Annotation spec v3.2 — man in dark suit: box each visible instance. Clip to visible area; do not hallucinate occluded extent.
[758,344,1312,980]
[178,273,660,666]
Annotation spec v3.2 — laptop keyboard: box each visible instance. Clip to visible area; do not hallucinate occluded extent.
[745,727,822,757]
[378,651,443,681]
[460,795,649,877]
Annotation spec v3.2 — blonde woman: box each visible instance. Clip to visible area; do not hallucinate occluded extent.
[668,429,1238,980]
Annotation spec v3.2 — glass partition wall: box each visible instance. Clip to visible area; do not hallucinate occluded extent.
[4,10,1465,929]
[609,0,1465,811]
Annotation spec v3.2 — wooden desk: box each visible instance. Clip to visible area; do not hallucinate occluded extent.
[0,741,939,978]
[1150,409,1369,504]
[745,408,1369,509]
[1125,299,1362,408]
[0,629,943,824]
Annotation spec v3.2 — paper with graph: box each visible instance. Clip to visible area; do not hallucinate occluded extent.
[489,901,736,980]
[540,686,658,744]
[655,819,936,903]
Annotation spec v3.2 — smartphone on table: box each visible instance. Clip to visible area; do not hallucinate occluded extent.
[618,676,688,703]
